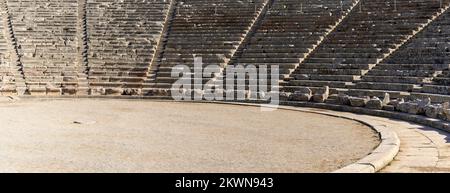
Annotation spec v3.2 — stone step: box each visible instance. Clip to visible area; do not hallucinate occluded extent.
[355,82,419,92]
[422,84,450,95]
[287,80,349,88]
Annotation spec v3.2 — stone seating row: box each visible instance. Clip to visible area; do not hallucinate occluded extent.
[285,0,448,93]
[147,0,267,91]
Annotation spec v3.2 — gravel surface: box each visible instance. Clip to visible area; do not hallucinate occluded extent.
[0,99,379,173]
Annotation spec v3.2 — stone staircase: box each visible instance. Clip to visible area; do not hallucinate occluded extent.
[75,0,90,96]
[86,0,170,95]
[145,0,267,91]
[143,0,176,93]
[0,0,25,96]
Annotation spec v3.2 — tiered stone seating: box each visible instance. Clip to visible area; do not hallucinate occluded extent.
[7,0,84,95]
[353,7,450,100]
[229,0,357,81]
[416,10,450,99]
[286,0,446,93]
[147,0,266,90]
[87,0,170,95]
[0,6,16,95]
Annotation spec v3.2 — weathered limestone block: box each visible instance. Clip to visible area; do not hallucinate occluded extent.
[0,85,16,95]
[389,98,405,110]
[291,88,313,102]
[291,92,311,101]
[76,87,90,95]
[398,98,432,115]
[425,102,449,119]
[45,83,60,95]
[105,88,123,96]
[29,86,47,96]
[313,94,327,103]
[397,102,408,113]
[439,102,450,120]
[62,86,77,95]
[157,89,171,97]
[90,88,106,95]
[398,102,421,115]
[123,88,142,96]
[46,86,62,96]
[408,103,421,115]
[366,97,383,110]
[425,105,441,118]
[145,88,170,97]
[143,89,156,96]
[382,105,395,111]
[312,86,329,103]
[382,93,390,105]
[444,109,450,121]
[297,87,313,96]
[280,92,292,101]
[63,76,77,82]
[418,98,431,110]
[349,96,370,107]
[336,94,350,106]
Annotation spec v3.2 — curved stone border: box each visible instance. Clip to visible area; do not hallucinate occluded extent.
[333,125,400,173]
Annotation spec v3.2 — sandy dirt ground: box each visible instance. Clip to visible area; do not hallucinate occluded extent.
[0,98,379,173]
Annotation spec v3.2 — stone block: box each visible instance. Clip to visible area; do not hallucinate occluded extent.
[29,87,47,96]
[424,102,448,119]
[382,93,390,105]
[336,94,351,106]
[398,102,421,115]
[291,88,312,102]
[280,92,292,101]
[90,88,106,95]
[444,109,450,121]
[62,86,77,95]
[382,105,395,111]
[313,94,327,103]
[105,88,123,96]
[297,87,313,96]
[312,86,329,103]
[291,92,312,101]
[389,98,404,110]
[366,97,383,110]
[349,96,370,107]
[46,86,62,96]
[123,88,142,96]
